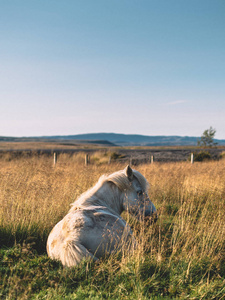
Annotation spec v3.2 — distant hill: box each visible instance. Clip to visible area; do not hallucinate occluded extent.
[2,132,223,146]
[65,133,225,146]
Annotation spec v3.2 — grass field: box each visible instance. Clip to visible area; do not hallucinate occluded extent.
[0,153,225,299]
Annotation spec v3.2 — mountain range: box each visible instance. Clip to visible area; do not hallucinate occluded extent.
[1,133,225,146]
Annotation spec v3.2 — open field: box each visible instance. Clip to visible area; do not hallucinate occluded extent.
[1,153,225,299]
[1,141,225,163]
[0,141,103,151]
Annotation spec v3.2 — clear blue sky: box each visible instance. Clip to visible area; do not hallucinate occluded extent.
[1,0,224,138]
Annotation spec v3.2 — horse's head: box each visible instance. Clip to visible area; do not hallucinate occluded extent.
[122,165,158,222]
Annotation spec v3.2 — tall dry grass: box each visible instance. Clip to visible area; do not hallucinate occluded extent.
[0,153,225,298]
[0,154,126,251]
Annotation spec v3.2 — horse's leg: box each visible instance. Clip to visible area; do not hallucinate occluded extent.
[121,223,137,250]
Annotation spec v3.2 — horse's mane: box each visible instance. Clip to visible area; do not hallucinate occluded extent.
[70,168,149,211]
[107,169,149,192]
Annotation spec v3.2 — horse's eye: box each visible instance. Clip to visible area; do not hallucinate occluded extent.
[137,190,143,196]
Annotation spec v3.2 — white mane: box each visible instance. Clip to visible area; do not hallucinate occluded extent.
[107,168,149,192]
[70,168,149,211]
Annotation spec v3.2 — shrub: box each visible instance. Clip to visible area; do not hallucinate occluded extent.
[190,151,211,162]
[219,151,225,160]
[110,152,125,160]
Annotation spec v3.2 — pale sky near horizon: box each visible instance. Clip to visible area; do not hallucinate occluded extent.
[1,1,225,139]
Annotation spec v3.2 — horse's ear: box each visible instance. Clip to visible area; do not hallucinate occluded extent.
[125,165,133,181]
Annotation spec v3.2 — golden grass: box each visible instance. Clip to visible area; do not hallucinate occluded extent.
[0,155,225,267]
[1,154,225,298]
[0,155,121,236]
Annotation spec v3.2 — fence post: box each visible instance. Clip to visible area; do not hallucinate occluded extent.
[53,152,57,166]
[85,154,89,166]
[151,155,154,164]
[191,153,194,164]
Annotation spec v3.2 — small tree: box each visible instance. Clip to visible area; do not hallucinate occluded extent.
[197,126,217,147]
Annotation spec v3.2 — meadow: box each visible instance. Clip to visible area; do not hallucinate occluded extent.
[0,152,225,299]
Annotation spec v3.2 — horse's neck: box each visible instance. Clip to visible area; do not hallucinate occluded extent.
[72,182,123,215]
[95,182,124,215]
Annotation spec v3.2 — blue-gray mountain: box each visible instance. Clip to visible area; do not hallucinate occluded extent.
[2,133,224,146]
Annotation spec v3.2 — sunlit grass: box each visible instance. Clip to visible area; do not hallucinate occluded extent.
[0,154,225,299]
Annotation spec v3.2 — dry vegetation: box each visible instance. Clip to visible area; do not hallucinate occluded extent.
[0,141,102,151]
[0,152,225,299]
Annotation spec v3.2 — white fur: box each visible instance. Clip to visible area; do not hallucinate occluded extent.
[47,166,157,267]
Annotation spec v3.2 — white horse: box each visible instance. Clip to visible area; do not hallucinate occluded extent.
[47,165,157,267]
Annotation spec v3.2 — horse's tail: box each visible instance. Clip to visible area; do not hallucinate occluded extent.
[47,226,96,267]
[60,238,97,267]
